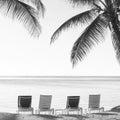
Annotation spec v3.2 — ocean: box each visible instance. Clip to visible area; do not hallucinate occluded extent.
[0,76,120,113]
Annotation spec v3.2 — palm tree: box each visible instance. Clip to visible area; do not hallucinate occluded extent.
[51,0,120,66]
[0,0,45,38]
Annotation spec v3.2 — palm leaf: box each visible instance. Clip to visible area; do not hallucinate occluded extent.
[104,0,114,11]
[68,0,99,5]
[19,0,45,17]
[114,0,120,6]
[30,0,45,17]
[71,13,108,66]
[0,0,41,38]
[104,0,112,6]
[111,19,120,63]
[51,9,97,43]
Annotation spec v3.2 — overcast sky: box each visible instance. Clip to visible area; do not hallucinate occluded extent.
[0,0,119,76]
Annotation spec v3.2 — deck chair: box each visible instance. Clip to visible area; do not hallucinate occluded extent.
[65,96,83,115]
[36,95,54,115]
[88,94,104,113]
[17,96,33,114]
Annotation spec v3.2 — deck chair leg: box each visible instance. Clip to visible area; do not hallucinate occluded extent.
[52,109,54,115]
[82,109,83,114]
[50,110,52,115]
[65,109,68,115]
[62,110,65,115]
[80,108,83,115]
[50,111,52,115]
[67,110,69,115]
[101,107,104,112]
[32,110,33,114]
[77,110,79,115]
[54,110,57,115]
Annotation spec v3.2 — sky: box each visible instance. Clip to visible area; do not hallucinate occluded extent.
[0,0,119,76]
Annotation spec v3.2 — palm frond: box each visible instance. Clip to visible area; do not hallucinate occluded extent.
[114,0,120,5]
[71,13,108,66]
[104,0,114,12]
[104,0,112,6]
[0,0,41,38]
[51,9,97,43]
[68,0,99,5]
[111,19,120,63]
[19,0,45,17]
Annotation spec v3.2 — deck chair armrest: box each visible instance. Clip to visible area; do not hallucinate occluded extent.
[49,108,54,114]
[78,107,83,114]
[100,107,104,112]
[55,109,64,113]
[35,109,39,114]
[78,107,83,110]
[35,108,54,114]
[50,108,54,113]
[65,107,83,115]
[87,107,104,114]
[54,109,65,115]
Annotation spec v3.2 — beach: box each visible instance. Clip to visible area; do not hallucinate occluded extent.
[0,77,119,120]
[0,112,120,120]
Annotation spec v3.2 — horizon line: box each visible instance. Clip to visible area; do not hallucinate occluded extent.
[0,76,119,81]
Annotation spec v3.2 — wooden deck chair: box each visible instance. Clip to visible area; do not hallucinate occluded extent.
[88,94,104,113]
[65,96,83,115]
[17,96,33,114]
[36,95,54,115]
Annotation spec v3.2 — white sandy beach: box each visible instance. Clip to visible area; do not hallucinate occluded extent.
[0,112,120,120]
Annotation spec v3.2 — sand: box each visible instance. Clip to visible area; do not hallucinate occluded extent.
[0,112,120,120]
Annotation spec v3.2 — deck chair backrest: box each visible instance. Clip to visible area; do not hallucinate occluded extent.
[89,95,100,108]
[18,96,32,108]
[66,96,80,109]
[39,95,52,109]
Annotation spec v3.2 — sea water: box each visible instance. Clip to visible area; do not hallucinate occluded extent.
[0,79,120,113]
